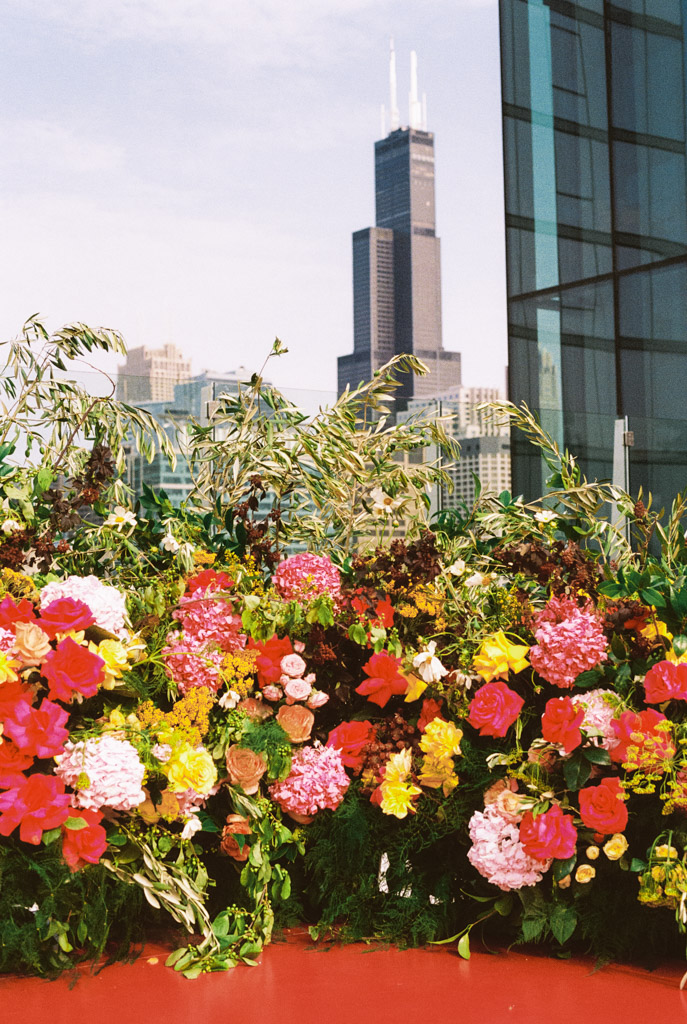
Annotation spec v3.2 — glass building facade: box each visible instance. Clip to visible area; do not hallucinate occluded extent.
[500,0,687,508]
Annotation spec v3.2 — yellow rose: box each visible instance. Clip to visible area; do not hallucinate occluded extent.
[575,864,596,884]
[473,631,529,682]
[586,845,600,860]
[655,844,678,860]
[166,745,217,795]
[419,718,463,759]
[603,833,629,861]
[93,639,130,689]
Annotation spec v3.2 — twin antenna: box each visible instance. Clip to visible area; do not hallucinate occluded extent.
[380,38,427,138]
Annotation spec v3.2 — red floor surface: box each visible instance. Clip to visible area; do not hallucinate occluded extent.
[3,929,687,1024]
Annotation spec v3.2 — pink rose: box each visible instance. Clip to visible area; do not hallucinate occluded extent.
[262,685,283,702]
[308,690,329,709]
[280,653,307,678]
[519,804,577,860]
[284,678,313,703]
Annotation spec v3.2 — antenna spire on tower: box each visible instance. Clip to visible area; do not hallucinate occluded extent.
[389,38,400,132]
[409,50,422,129]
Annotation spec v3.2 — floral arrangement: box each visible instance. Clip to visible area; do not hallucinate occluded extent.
[3,321,687,980]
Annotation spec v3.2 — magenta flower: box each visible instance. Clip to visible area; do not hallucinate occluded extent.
[0,773,71,845]
[269,744,349,818]
[2,698,69,758]
[529,596,607,689]
[272,553,341,604]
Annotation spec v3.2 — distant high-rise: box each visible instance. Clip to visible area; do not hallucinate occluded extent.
[338,43,462,408]
[116,343,191,405]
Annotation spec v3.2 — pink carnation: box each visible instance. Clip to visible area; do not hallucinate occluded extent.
[467,803,551,891]
[529,596,608,689]
[269,744,349,818]
[571,689,620,752]
[163,636,225,694]
[272,553,341,604]
[55,734,146,811]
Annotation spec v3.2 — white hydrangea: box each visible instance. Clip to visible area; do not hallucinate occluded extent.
[40,575,128,637]
[55,734,146,811]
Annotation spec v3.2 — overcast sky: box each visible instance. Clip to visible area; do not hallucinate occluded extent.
[0,0,506,396]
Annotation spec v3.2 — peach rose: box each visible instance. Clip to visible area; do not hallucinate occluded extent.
[238,697,274,721]
[277,704,314,743]
[225,745,267,794]
[220,813,252,861]
[12,621,51,667]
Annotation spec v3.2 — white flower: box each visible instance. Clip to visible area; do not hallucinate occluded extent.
[464,572,491,588]
[534,509,558,526]
[160,530,180,553]
[1,519,22,535]
[446,559,466,576]
[104,505,137,531]
[181,815,203,840]
[369,486,402,517]
[218,689,241,710]
[412,641,449,683]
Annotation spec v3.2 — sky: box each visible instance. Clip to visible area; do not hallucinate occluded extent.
[0,0,506,397]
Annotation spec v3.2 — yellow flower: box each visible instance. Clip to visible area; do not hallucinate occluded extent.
[383,747,414,786]
[404,673,428,703]
[419,718,463,760]
[165,744,217,795]
[380,780,422,819]
[655,844,679,860]
[0,650,19,684]
[586,845,600,860]
[603,833,629,861]
[473,630,530,682]
[418,754,459,796]
[575,865,596,884]
[92,639,130,690]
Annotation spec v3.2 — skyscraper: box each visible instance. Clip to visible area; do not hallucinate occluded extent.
[499,0,687,509]
[338,44,462,408]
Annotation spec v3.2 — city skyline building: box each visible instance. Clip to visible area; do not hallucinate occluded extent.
[115,343,191,405]
[338,43,462,408]
[499,0,687,510]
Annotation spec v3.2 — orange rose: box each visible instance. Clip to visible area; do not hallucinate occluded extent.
[12,621,51,667]
[220,813,252,861]
[225,745,267,794]
[277,704,314,743]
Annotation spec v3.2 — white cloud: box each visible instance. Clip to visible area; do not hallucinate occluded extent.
[0,119,124,176]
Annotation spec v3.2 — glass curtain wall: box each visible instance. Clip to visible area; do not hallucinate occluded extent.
[500,0,687,509]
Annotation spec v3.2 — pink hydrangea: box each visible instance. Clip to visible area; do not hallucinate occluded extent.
[529,596,608,689]
[272,553,341,605]
[269,744,349,817]
[0,627,15,653]
[39,575,128,637]
[467,802,551,891]
[172,593,246,652]
[571,688,620,752]
[163,636,225,694]
[55,734,146,811]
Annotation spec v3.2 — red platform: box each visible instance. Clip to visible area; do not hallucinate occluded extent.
[3,928,687,1024]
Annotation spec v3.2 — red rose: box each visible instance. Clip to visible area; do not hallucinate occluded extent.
[327,720,375,769]
[38,597,95,639]
[0,595,36,630]
[418,698,444,733]
[355,651,407,708]
[61,807,108,871]
[2,698,69,758]
[578,777,628,834]
[0,773,71,844]
[0,739,33,788]
[519,804,577,860]
[42,636,105,702]
[467,681,524,738]
[541,696,584,754]
[0,678,35,719]
[644,661,687,704]
[610,708,675,768]
[248,634,294,688]
[186,569,232,595]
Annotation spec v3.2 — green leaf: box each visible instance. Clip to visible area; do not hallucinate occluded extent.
[348,622,368,646]
[35,467,54,493]
[457,933,471,960]
[563,752,591,791]
[521,915,546,942]
[494,894,513,917]
[165,947,190,968]
[63,816,89,831]
[630,858,648,873]
[552,856,577,883]
[549,905,577,945]
[673,635,687,657]
[41,828,62,846]
[107,832,128,846]
[641,587,666,608]
[582,747,611,766]
[77,919,88,944]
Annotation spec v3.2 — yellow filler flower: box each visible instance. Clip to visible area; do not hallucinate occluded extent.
[473,630,530,682]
